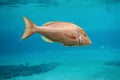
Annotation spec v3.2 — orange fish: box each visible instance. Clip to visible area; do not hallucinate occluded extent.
[21,16,92,46]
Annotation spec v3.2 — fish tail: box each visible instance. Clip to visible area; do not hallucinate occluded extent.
[21,16,37,40]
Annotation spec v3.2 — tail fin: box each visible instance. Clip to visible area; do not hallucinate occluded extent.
[21,16,36,40]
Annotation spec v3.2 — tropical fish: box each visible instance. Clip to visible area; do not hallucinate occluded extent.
[21,16,92,46]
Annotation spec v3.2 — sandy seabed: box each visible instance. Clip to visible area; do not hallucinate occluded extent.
[0,49,120,80]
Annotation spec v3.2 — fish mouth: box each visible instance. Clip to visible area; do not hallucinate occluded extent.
[88,40,92,45]
[78,40,92,45]
[78,39,81,45]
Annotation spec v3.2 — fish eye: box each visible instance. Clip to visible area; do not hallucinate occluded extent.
[84,34,87,37]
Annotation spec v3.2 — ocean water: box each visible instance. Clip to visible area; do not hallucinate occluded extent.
[0,0,120,80]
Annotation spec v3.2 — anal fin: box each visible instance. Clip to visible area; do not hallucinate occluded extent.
[41,36,54,43]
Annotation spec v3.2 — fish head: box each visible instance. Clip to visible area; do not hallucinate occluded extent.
[78,29,92,46]
[63,29,92,46]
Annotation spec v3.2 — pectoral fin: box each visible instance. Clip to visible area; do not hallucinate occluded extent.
[66,32,78,40]
[41,36,54,43]
[68,35,76,39]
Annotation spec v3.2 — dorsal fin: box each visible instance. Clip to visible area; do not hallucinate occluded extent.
[42,22,55,26]
[41,36,54,43]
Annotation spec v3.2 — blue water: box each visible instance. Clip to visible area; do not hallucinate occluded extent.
[0,0,120,80]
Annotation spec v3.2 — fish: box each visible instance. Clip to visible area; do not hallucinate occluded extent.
[21,16,92,46]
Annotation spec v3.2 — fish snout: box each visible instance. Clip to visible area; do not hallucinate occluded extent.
[81,38,92,45]
[79,34,92,45]
[88,40,92,45]
[84,39,92,45]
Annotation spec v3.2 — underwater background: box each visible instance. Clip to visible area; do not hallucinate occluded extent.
[0,0,120,80]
